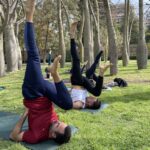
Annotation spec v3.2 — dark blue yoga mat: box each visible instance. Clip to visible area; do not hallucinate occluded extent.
[0,112,78,150]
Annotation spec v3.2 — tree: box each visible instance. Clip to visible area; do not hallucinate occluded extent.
[83,0,94,68]
[136,0,148,69]
[122,0,129,66]
[77,0,85,63]
[89,0,103,59]
[102,0,118,75]
[0,0,23,72]
[57,0,66,68]
[0,5,5,77]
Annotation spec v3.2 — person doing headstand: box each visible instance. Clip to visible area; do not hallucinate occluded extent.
[10,0,72,145]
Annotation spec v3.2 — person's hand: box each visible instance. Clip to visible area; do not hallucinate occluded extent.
[99,63,113,77]
[50,55,61,76]
[24,106,29,116]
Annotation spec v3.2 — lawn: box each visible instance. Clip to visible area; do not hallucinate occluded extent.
[0,60,150,150]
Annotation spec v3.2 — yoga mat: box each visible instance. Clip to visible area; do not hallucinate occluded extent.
[0,112,78,150]
[102,87,112,91]
[0,86,5,91]
[81,103,109,113]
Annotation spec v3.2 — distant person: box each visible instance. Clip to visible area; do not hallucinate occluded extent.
[47,50,52,66]
[45,50,52,79]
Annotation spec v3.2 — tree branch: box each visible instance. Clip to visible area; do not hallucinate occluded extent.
[88,0,98,31]
[4,0,9,25]
[9,0,19,22]
[16,16,25,25]
[19,0,25,17]
[0,0,6,8]
[0,5,4,20]
[61,0,70,31]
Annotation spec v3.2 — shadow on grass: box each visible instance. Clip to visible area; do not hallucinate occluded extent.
[104,91,150,103]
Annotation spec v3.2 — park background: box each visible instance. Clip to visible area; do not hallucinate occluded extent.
[0,0,150,149]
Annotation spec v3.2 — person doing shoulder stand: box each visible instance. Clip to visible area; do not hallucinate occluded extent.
[70,22,111,110]
[10,0,72,145]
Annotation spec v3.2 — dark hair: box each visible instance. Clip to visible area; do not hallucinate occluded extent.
[54,126,71,144]
[90,100,101,109]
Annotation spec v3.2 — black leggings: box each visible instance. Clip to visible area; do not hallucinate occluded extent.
[70,39,103,96]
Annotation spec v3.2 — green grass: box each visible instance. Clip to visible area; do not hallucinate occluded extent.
[0,60,150,150]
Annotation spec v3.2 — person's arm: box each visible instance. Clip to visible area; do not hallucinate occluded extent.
[83,64,111,96]
[45,55,73,110]
[73,101,84,109]
[9,108,28,142]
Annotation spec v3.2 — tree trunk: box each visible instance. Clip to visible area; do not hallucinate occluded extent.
[83,0,94,68]
[4,24,18,72]
[16,37,22,70]
[0,5,5,76]
[57,0,66,68]
[126,0,130,57]
[93,0,103,58]
[104,36,108,62]
[136,0,148,69]
[103,0,118,75]
[15,23,22,70]
[43,21,49,64]
[128,17,134,48]
[77,6,85,63]
[0,32,5,77]
[90,16,94,59]
[122,0,129,66]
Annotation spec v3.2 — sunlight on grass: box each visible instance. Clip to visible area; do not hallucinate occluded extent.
[0,60,150,149]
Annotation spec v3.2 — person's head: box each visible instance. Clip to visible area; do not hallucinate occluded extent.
[49,121,71,144]
[85,96,101,109]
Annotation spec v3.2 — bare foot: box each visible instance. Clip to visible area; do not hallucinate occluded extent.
[99,63,112,76]
[25,0,35,11]
[50,55,61,75]
[70,22,78,38]
[25,0,35,21]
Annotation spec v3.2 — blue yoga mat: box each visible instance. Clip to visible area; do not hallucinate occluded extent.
[61,89,109,113]
[0,112,78,150]
[0,86,5,91]
[81,103,109,113]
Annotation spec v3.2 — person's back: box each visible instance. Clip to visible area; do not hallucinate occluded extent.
[23,97,58,143]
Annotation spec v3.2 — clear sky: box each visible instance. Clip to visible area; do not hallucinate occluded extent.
[111,0,150,15]
[111,0,149,4]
